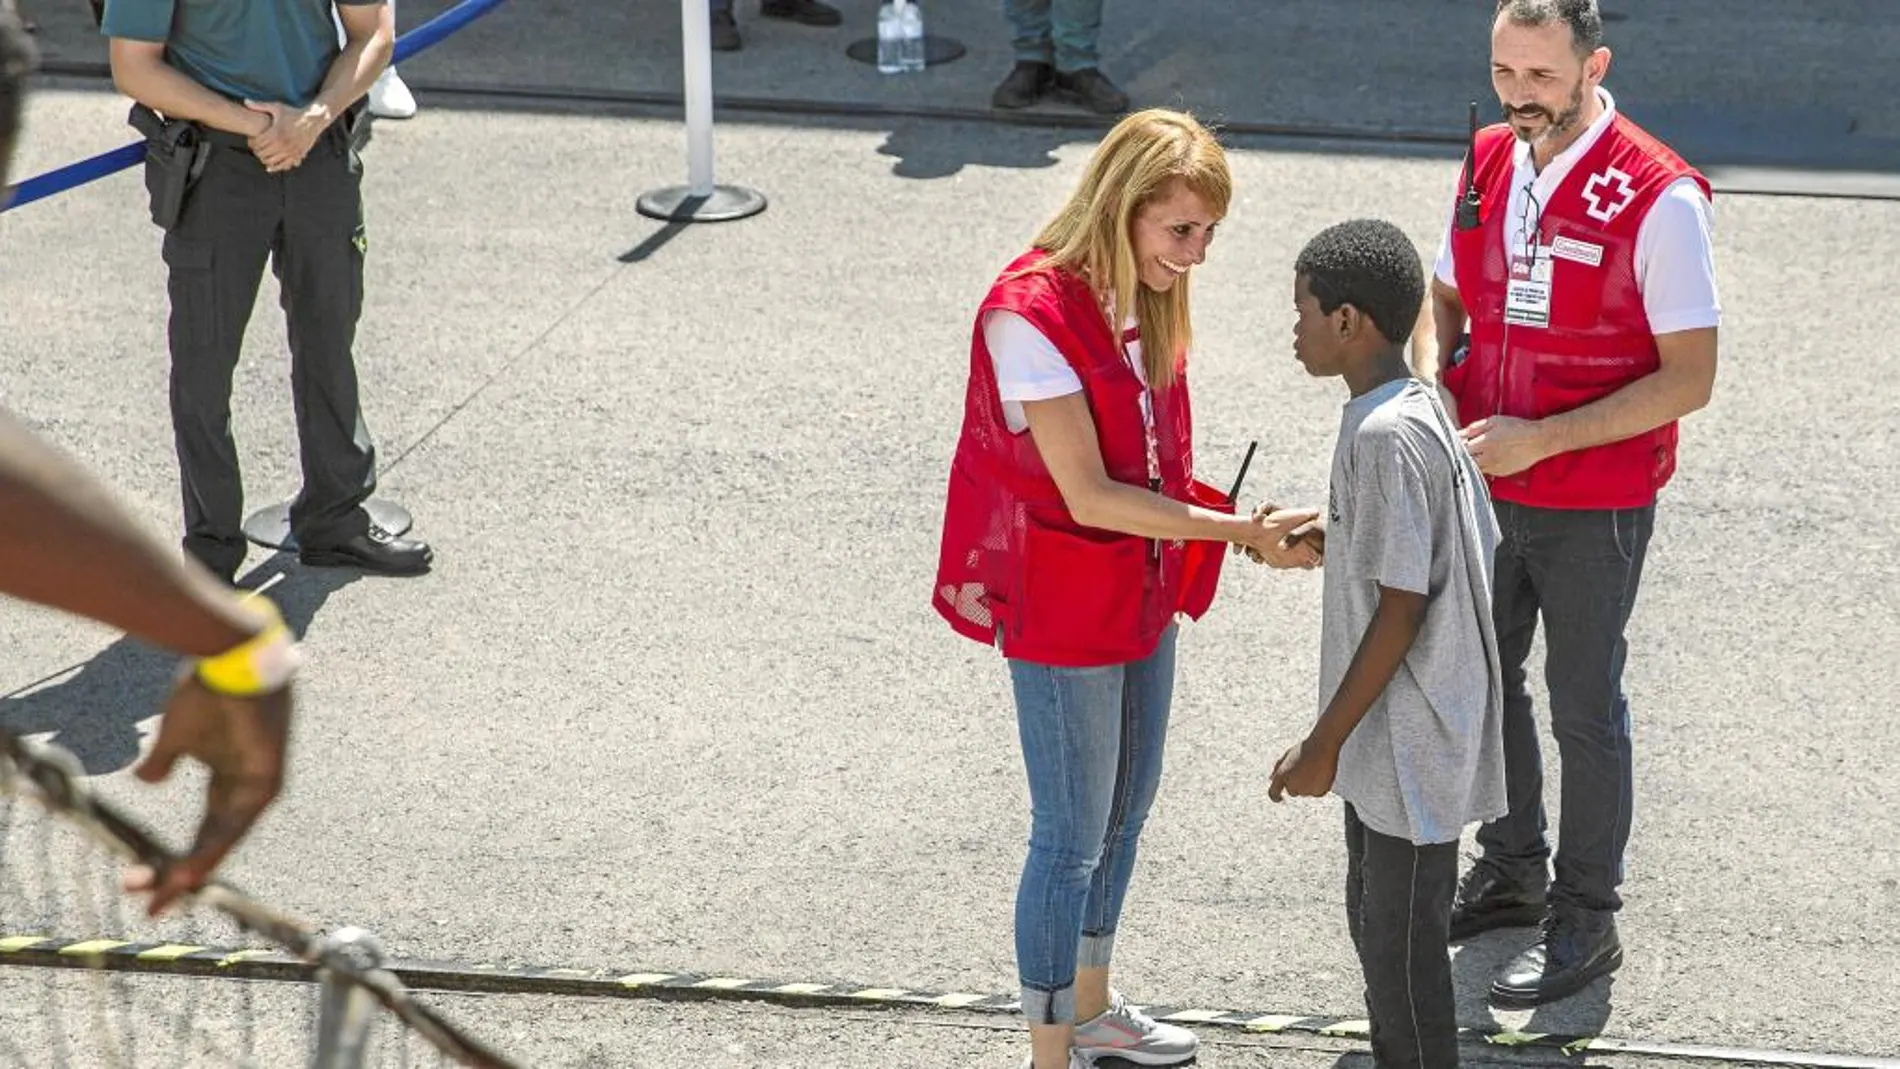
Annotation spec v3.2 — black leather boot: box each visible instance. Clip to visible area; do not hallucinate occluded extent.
[1490,905,1623,1008]
[1449,858,1548,940]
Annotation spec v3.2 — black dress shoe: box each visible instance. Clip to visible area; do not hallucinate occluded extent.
[1449,859,1548,940]
[299,525,433,576]
[991,61,1052,109]
[1050,67,1129,115]
[1490,906,1623,1008]
[760,0,841,26]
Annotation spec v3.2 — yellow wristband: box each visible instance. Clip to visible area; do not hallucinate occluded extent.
[194,597,301,697]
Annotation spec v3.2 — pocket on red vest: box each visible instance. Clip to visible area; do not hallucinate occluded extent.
[1019,523,1148,655]
[1546,240,1612,331]
[1529,354,1642,420]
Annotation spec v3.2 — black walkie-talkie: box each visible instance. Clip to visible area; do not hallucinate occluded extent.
[1455,100,1483,230]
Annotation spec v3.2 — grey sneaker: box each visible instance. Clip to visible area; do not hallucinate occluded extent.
[1019,1052,1091,1069]
[1073,991,1198,1065]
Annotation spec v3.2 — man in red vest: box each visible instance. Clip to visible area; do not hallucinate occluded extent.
[1423,0,1720,1008]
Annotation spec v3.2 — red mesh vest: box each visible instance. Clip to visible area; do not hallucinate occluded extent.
[932,252,1231,668]
[1446,114,1710,509]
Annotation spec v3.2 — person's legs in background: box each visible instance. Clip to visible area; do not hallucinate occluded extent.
[710,0,842,55]
[1045,0,1126,115]
[993,0,1054,108]
[994,0,1126,114]
[709,0,739,51]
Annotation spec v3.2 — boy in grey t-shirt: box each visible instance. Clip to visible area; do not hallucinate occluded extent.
[1267,219,1506,1069]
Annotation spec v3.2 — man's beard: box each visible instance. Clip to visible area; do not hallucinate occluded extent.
[1504,79,1586,144]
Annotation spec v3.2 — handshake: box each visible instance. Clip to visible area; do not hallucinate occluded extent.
[1231,502,1325,570]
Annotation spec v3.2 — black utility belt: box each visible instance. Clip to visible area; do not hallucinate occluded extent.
[127,100,370,230]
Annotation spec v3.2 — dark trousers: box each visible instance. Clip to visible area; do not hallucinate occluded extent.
[1477,499,1655,914]
[1345,805,1460,1069]
[153,118,375,579]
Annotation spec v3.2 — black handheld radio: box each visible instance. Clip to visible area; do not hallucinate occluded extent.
[1455,101,1483,231]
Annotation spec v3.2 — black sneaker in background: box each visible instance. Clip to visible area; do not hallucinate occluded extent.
[992,61,1052,110]
[759,0,842,27]
[1449,857,1549,941]
[1049,68,1129,116]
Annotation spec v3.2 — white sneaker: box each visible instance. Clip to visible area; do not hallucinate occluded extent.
[368,66,417,119]
[1072,991,1198,1065]
[1019,1052,1091,1069]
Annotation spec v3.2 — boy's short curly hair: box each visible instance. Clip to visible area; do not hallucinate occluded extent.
[1294,219,1425,347]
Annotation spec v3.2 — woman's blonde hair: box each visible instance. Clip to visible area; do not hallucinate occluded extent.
[1025,108,1231,389]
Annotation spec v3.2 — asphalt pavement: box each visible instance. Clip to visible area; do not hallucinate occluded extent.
[2,2,1897,1067]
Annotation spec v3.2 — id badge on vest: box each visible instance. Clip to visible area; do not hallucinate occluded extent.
[1504,246,1552,328]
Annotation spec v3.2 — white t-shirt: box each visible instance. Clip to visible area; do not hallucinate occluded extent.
[1432,88,1722,336]
[983,309,1148,435]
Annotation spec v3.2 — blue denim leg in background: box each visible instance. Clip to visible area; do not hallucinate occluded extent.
[1002,0,1105,73]
[1008,624,1177,1025]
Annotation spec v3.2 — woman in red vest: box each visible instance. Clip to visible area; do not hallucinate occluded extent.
[933,108,1320,1069]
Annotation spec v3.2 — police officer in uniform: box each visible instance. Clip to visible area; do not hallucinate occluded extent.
[103,0,432,582]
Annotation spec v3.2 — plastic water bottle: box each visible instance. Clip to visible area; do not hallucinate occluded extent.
[899,0,927,73]
[877,2,904,74]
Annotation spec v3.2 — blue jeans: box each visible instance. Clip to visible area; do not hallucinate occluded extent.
[1008,624,1176,1025]
[1002,0,1104,73]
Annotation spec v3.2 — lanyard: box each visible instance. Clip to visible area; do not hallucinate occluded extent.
[1515,180,1546,269]
[1118,323,1160,489]
[1117,318,1165,565]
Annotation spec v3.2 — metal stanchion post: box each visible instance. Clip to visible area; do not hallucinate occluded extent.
[310,927,384,1069]
[637,0,767,223]
[242,499,413,551]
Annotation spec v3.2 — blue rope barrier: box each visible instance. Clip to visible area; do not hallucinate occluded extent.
[1,0,507,214]
[392,0,504,65]
[4,142,145,211]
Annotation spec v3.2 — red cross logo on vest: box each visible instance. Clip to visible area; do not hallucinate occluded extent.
[1581,166,1637,224]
